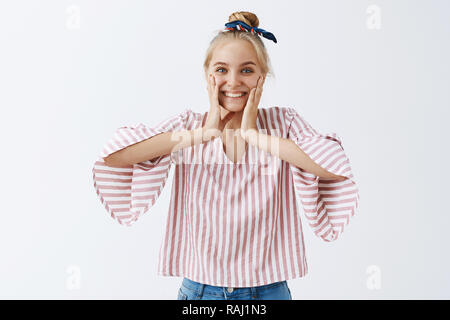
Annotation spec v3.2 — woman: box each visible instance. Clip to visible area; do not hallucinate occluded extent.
[92,11,359,300]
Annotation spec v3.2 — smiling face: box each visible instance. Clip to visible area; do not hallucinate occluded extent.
[206,39,265,113]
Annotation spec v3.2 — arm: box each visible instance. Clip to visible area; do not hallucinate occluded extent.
[243,129,347,180]
[104,127,216,167]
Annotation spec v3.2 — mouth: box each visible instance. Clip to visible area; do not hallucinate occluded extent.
[221,91,248,99]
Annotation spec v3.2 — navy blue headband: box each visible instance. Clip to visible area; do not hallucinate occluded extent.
[224,20,277,43]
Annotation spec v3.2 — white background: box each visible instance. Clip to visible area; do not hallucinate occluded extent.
[0,0,449,299]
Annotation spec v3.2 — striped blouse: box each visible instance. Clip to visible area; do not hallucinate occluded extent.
[92,106,359,288]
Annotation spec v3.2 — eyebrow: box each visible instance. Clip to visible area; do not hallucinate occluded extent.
[213,61,256,67]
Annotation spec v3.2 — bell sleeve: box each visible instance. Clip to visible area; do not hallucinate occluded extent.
[286,107,360,242]
[92,108,193,227]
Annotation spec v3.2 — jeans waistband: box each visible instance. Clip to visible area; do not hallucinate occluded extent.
[181,277,286,298]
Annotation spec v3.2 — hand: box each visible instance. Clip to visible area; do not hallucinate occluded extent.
[204,74,235,137]
[240,75,265,140]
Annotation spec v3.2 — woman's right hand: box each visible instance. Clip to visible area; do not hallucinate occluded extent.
[204,74,234,135]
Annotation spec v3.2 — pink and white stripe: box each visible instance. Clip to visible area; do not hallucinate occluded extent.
[92,106,359,287]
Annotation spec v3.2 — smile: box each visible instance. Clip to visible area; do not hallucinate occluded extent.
[222,92,247,98]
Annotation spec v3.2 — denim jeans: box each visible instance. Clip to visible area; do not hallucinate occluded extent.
[177,277,292,300]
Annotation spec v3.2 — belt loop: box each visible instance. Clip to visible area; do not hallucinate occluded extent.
[251,286,256,299]
[222,287,228,299]
[197,282,205,299]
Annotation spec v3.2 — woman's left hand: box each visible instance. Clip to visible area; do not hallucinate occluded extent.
[240,75,265,140]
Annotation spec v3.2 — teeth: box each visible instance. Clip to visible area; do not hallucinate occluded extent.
[223,92,246,97]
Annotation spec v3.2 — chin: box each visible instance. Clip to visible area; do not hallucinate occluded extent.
[220,100,247,113]
[223,105,244,113]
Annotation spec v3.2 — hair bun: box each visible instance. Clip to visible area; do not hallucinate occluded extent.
[228,11,259,28]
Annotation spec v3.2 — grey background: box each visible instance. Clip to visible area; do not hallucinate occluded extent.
[0,0,449,299]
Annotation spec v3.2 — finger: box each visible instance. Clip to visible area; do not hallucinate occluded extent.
[208,75,214,95]
[255,85,263,102]
[213,75,219,100]
[247,87,256,106]
[258,76,265,89]
[257,77,264,95]
[255,91,262,106]
[257,81,263,94]
[251,86,262,107]
[207,74,212,93]
[207,76,214,104]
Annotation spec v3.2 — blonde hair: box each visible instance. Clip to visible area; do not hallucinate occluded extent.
[203,11,275,78]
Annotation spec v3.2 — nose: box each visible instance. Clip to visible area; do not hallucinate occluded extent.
[224,70,243,87]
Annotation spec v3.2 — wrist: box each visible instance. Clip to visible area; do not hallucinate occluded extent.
[241,128,258,143]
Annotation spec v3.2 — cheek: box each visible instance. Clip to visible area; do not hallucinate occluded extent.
[248,76,260,88]
[216,79,226,89]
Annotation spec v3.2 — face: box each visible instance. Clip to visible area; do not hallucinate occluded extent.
[207,39,265,113]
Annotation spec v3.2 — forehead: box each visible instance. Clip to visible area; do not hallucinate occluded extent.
[211,39,258,64]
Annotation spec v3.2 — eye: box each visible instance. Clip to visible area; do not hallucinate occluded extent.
[215,67,254,73]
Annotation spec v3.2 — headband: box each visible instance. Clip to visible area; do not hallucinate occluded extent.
[224,20,277,43]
